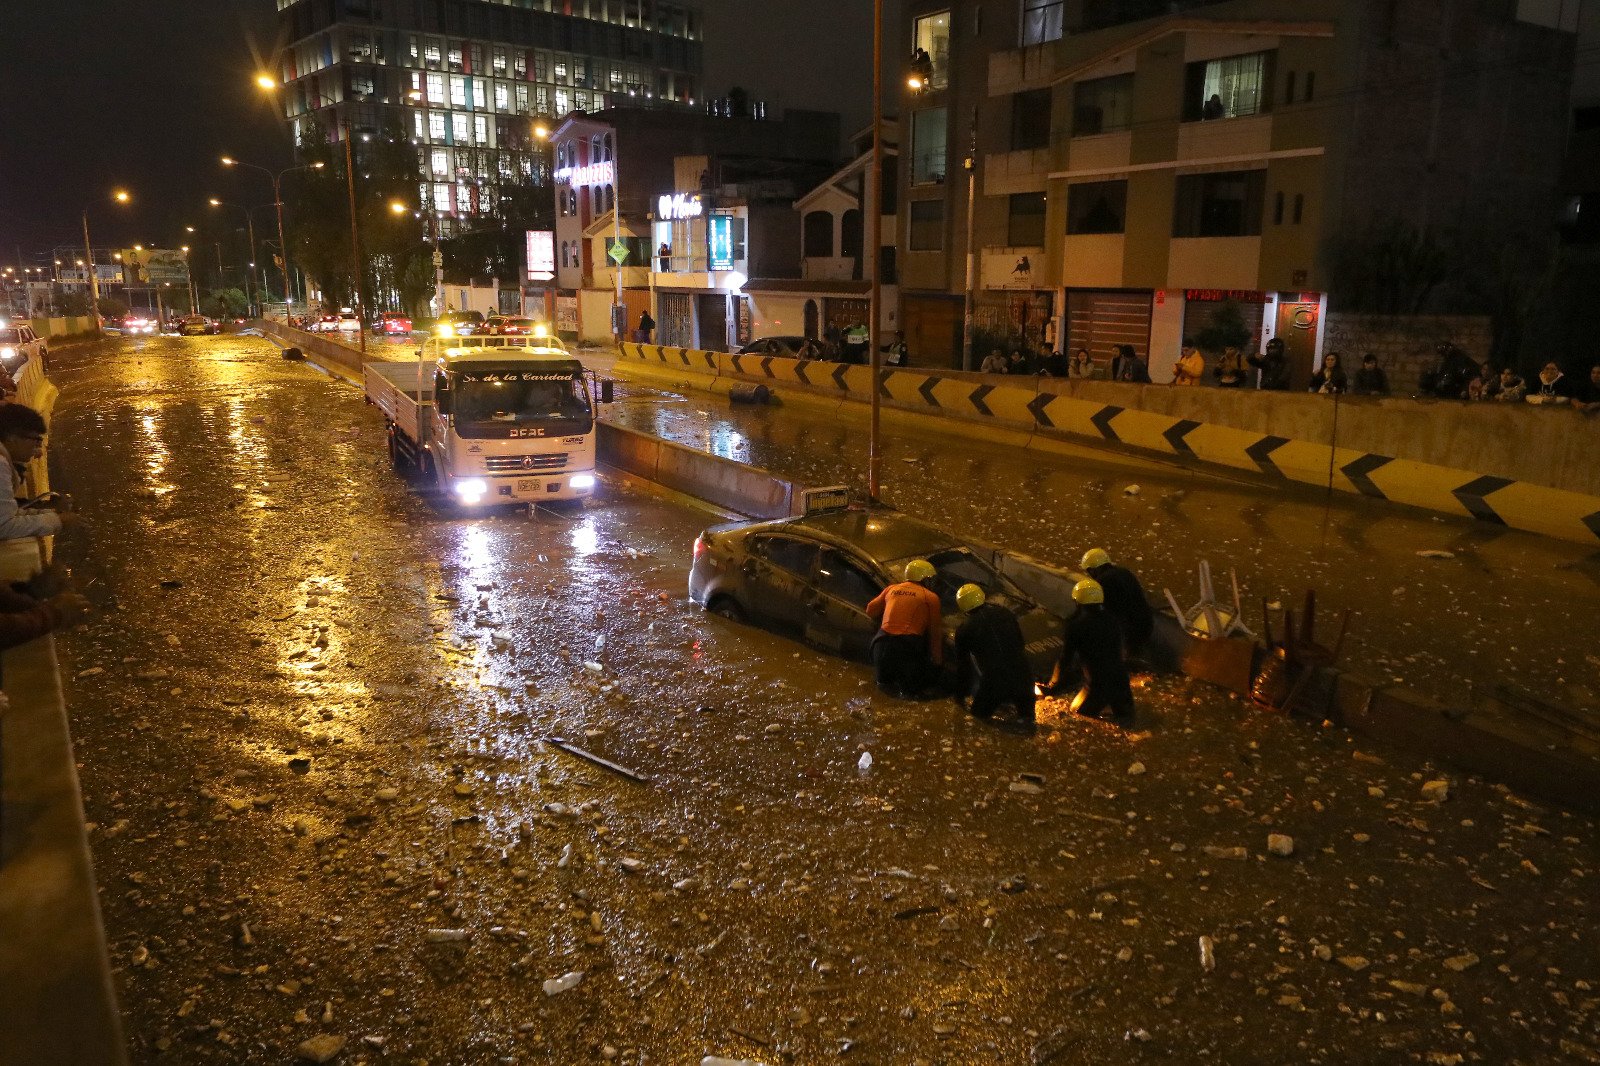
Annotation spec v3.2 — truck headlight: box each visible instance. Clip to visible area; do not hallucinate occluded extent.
[453,478,487,503]
[0,347,15,361]
[569,474,596,490]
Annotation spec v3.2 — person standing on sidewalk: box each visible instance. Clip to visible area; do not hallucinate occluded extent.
[865,559,944,699]
[1080,548,1154,658]
[1248,337,1291,391]
[1047,580,1135,721]
[0,402,78,543]
[1173,341,1205,386]
[951,583,1036,726]
[637,310,655,344]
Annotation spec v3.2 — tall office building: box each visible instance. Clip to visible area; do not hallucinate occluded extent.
[273,0,704,235]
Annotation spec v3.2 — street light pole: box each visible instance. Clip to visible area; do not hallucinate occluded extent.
[612,130,625,348]
[868,0,884,502]
[221,146,324,325]
[81,190,130,324]
[342,121,368,355]
[961,106,978,373]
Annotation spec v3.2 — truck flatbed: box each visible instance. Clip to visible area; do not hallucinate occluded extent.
[365,359,433,443]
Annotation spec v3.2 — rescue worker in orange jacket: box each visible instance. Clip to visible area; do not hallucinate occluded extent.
[865,559,944,698]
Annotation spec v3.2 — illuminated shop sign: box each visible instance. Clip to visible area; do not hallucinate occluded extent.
[525,230,555,281]
[657,193,704,219]
[555,161,615,188]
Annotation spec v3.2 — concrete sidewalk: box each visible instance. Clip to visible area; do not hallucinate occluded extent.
[588,353,1599,725]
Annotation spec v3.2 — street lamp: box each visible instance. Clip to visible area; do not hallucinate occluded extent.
[83,189,132,324]
[221,150,325,326]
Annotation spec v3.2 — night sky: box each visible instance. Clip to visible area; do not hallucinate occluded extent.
[0,0,883,264]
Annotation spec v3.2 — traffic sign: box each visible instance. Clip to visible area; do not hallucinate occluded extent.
[607,241,629,265]
[432,250,444,268]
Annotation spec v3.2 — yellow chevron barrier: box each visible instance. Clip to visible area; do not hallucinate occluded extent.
[603,345,1600,546]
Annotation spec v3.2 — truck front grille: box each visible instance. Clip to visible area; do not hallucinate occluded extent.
[485,453,569,473]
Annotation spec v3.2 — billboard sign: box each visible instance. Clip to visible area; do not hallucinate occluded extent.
[121,248,190,287]
[525,230,555,282]
[709,215,734,272]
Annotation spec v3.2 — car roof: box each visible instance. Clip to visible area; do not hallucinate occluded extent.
[756,509,961,564]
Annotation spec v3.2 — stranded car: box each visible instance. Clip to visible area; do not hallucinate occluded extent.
[737,336,821,359]
[489,316,542,337]
[179,314,219,336]
[688,502,1063,678]
[121,314,157,335]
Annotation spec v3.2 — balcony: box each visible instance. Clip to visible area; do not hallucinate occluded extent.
[982,148,1053,196]
[1176,114,1274,163]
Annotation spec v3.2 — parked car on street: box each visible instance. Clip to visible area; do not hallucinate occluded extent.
[688,502,1063,677]
[309,314,341,333]
[737,336,818,359]
[336,311,361,334]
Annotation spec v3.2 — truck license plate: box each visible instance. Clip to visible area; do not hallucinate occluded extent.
[516,479,540,494]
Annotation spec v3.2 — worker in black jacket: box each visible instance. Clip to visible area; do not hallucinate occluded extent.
[1080,547,1154,657]
[951,583,1036,724]
[1047,580,1135,720]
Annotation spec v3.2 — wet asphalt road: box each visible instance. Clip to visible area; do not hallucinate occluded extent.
[583,354,1600,716]
[43,335,1600,1064]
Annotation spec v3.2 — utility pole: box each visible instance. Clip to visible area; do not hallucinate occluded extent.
[343,121,368,355]
[961,106,978,373]
[867,0,884,502]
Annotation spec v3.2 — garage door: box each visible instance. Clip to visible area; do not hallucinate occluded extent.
[1065,290,1152,366]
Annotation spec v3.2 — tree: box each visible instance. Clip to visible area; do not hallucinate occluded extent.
[96,296,129,319]
[56,291,93,317]
[399,252,437,321]
[201,288,249,319]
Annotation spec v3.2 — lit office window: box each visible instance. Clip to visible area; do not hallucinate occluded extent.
[414,111,425,139]
[452,113,469,141]
[450,76,467,106]
[474,115,488,144]
[431,150,449,177]
[424,42,441,67]
[556,89,571,115]
[457,184,472,214]
[429,112,446,139]
[515,85,528,112]
[493,48,508,74]
[433,184,451,214]
[495,84,509,110]
[426,73,444,100]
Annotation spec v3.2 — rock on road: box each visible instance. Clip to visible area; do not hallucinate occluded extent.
[39,334,1600,1064]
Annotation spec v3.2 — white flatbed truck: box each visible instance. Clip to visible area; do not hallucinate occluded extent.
[364,333,610,508]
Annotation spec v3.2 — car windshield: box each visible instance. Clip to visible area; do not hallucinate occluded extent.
[0,330,18,343]
[453,371,592,426]
[890,547,1031,613]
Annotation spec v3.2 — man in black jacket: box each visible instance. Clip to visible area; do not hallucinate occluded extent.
[1081,547,1154,657]
[951,583,1036,724]
[1248,337,1291,390]
[1046,580,1135,720]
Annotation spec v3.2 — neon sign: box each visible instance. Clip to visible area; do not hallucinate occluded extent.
[657,193,703,219]
[555,161,615,188]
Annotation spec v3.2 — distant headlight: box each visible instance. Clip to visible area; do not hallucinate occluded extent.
[0,347,16,361]
[569,474,596,490]
[453,478,488,503]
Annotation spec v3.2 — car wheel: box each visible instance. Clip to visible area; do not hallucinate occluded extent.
[709,596,746,623]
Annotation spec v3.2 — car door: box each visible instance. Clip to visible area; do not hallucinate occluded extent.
[805,547,884,659]
[741,534,818,636]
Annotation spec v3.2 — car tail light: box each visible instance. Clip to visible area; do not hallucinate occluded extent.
[693,534,707,560]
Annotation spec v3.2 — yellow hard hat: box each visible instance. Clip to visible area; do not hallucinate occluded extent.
[956,583,985,613]
[904,559,936,583]
[1081,548,1111,571]
[1072,579,1105,605]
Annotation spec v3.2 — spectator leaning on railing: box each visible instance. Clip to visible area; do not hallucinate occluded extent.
[1528,361,1580,405]
[1576,364,1600,417]
[1484,366,1526,402]
[1352,353,1390,396]
[0,402,79,543]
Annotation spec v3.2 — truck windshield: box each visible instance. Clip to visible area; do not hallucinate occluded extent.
[454,372,591,425]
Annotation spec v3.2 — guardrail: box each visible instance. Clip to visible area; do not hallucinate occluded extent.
[0,353,127,1063]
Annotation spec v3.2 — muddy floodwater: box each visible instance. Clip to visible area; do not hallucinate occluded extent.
[44,336,1600,1064]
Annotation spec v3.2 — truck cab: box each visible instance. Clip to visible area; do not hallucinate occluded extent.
[366,333,606,508]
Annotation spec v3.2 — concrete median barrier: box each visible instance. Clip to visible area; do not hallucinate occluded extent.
[597,422,796,521]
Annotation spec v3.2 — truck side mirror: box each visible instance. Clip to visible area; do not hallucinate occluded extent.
[599,380,614,404]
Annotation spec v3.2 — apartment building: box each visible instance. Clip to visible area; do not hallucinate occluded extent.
[551,107,841,348]
[273,0,703,235]
[897,0,1579,379]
